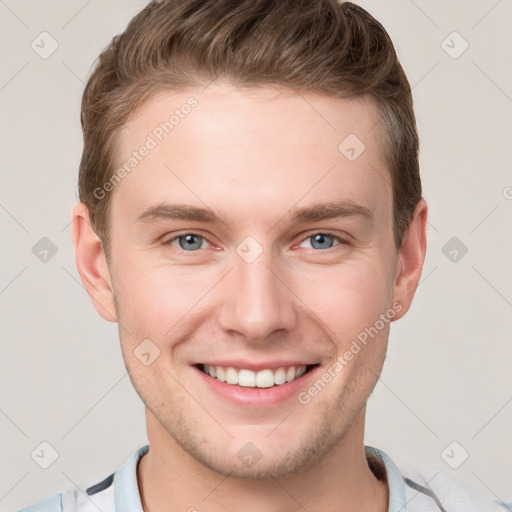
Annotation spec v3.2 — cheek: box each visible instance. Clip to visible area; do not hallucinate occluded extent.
[112,259,220,341]
[291,260,393,329]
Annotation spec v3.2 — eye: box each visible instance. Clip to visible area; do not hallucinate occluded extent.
[166,233,211,252]
[163,231,347,254]
[299,232,346,250]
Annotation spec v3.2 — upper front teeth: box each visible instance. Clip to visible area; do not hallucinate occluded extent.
[202,365,307,388]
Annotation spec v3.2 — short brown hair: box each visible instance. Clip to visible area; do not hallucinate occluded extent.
[79,0,421,259]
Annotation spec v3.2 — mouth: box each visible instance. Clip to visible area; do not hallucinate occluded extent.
[196,363,318,388]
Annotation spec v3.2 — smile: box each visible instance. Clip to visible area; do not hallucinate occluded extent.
[199,364,314,388]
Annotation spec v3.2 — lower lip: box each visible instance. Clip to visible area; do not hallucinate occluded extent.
[193,365,320,408]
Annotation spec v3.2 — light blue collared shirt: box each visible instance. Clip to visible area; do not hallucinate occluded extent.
[17,444,510,512]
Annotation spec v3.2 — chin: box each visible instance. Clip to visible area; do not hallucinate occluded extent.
[189,443,323,480]
[164,414,341,481]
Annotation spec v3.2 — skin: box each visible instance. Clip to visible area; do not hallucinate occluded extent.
[72,82,427,512]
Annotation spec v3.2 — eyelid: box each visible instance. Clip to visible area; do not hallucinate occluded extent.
[162,231,216,253]
[296,230,350,249]
[162,230,350,254]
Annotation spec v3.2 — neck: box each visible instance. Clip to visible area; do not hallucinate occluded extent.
[137,408,388,512]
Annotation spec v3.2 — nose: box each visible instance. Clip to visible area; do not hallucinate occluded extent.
[217,250,298,343]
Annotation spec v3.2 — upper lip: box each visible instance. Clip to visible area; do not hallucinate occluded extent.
[195,360,318,371]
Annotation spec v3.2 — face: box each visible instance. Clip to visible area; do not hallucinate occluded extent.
[78,82,424,479]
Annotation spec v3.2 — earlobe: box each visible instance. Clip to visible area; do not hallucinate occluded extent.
[71,202,117,322]
[391,198,428,321]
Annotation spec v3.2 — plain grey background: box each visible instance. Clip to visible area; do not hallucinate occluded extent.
[1,0,511,510]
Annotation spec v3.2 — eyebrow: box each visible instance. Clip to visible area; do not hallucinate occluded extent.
[135,200,373,226]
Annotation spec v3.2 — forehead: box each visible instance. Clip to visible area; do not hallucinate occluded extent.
[111,83,391,229]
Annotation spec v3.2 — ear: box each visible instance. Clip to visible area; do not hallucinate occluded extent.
[71,202,117,322]
[391,198,428,321]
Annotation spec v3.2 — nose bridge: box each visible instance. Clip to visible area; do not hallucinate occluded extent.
[217,244,297,341]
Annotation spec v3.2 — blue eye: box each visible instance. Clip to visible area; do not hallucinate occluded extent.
[164,231,347,254]
[301,233,343,250]
[169,233,207,251]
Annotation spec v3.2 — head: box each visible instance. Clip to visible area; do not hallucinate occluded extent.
[72,0,427,479]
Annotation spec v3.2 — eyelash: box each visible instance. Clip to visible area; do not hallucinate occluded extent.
[162,231,349,254]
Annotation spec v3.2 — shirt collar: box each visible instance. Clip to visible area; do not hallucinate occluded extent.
[114,444,149,512]
[365,445,407,511]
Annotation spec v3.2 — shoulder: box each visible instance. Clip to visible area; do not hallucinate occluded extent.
[400,462,512,512]
[366,446,511,512]
[15,445,145,512]
[15,475,114,512]
[16,492,63,512]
